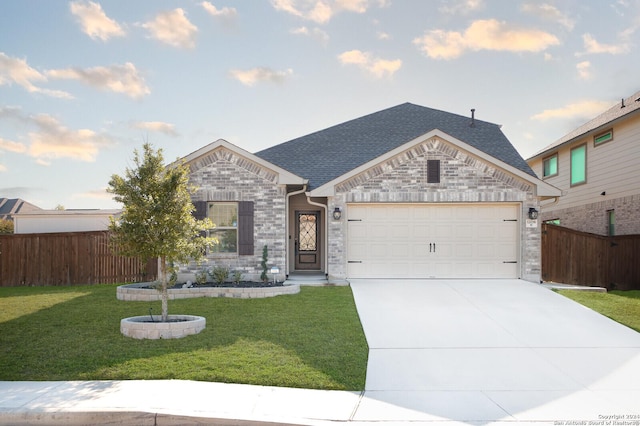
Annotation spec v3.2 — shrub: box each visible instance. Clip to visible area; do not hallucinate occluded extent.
[209,266,229,285]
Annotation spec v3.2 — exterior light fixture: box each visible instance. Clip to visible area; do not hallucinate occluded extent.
[528,208,539,220]
[270,266,280,285]
[333,207,342,220]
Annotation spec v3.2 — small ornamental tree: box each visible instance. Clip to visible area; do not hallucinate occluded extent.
[0,219,13,234]
[108,143,214,322]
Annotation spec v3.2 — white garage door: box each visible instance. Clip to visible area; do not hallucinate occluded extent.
[347,204,519,279]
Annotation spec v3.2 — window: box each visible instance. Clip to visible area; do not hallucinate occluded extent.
[192,200,253,255]
[427,159,440,183]
[594,129,613,146]
[607,210,615,236]
[543,154,558,178]
[208,202,238,253]
[570,144,587,186]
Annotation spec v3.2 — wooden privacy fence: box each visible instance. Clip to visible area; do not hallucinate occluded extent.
[541,224,640,291]
[0,231,157,287]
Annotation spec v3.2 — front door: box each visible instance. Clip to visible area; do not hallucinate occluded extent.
[295,211,321,270]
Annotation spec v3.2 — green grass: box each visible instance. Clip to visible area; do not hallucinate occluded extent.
[0,285,368,390]
[557,290,640,333]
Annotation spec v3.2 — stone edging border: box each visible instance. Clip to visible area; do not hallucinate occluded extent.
[117,282,300,301]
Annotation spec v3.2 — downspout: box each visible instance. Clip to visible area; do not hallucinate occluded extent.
[306,195,329,277]
[286,184,307,276]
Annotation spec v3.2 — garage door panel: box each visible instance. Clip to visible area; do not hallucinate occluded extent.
[347,204,519,279]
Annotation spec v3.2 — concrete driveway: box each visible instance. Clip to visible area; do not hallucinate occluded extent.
[349,279,640,423]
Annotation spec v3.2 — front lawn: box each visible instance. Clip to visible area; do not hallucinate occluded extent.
[557,290,640,332]
[0,284,368,390]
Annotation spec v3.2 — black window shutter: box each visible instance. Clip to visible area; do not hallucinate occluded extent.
[427,160,441,183]
[238,201,254,255]
[193,201,207,220]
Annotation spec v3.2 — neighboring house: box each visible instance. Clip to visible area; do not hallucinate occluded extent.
[13,209,122,234]
[180,103,560,283]
[0,198,42,221]
[527,90,640,236]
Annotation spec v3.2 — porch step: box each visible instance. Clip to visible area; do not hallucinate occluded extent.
[284,272,328,286]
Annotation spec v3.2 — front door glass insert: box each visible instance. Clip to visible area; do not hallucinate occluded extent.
[298,214,317,251]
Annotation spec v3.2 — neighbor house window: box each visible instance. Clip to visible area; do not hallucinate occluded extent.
[543,154,558,178]
[208,202,238,253]
[570,144,587,186]
[594,129,613,146]
[607,210,615,236]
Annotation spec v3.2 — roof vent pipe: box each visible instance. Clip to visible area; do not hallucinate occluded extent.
[621,98,626,108]
[470,108,476,127]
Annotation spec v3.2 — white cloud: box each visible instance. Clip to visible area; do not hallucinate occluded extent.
[72,188,112,200]
[47,62,150,99]
[201,2,237,17]
[439,0,484,15]
[377,31,390,40]
[290,26,329,45]
[131,121,178,137]
[271,0,371,23]
[413,19,560,60]
[141,8,197,49]
[576,61,592,80]
[0,137,27,153]
[338,49,401,78]
[28,114,113,163]
[577,34,630,56]
[0,107,113,163]
[0,164,6,172]
[530,100,612,121]
[69,0,125,41]
[0,52,73,99]
[229,67,294,86]
[521,3,574,30]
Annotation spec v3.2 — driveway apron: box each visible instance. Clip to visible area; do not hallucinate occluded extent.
[349,279,640,423]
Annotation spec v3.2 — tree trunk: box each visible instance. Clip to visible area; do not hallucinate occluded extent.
[159,255,169,322]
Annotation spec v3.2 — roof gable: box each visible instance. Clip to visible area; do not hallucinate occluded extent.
[255,103,535,189]
[310,130,560,198]
[179,139,306,185]
[0,198,42,220]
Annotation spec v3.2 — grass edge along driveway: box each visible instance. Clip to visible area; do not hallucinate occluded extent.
[557,289,640,333]
[0,284,368,390]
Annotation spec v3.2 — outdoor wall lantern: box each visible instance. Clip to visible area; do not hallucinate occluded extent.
[528,208,539,220]
[333,207,342,220]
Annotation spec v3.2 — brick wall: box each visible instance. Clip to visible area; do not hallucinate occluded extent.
[329,137,541,282]
[541,194,640,236]
[186,147,287,282]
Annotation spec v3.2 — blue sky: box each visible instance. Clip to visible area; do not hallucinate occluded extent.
[1,0,639,209]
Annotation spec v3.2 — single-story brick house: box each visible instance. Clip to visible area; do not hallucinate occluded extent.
[180,103,560,283]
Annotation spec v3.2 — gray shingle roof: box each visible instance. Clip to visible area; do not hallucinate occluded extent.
[528,89,640,159]
[0,198,42,220]
[255,102,535,189]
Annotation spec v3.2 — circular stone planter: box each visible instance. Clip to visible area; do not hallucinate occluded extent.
[121,315,206,340]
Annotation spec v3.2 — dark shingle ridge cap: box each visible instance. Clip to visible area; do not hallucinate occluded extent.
[256,102,534,189]
[529,89,640,159]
